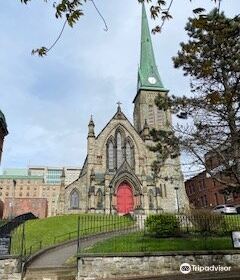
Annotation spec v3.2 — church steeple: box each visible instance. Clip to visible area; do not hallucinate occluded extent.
[133,3,170,134]
[137,3,166,91]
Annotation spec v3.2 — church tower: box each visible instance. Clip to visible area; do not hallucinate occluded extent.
[133,4,170,135]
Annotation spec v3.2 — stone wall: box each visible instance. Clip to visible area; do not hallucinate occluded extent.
[0,257,21,280]
[77,252,240,280]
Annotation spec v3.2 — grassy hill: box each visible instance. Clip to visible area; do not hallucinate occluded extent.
[11,214,132,255]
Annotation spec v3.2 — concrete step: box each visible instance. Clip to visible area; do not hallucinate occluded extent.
[24,266,76,280]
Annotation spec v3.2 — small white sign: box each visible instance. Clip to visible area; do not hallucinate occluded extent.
[232,231,240,248]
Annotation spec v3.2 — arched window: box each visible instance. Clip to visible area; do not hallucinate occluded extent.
[96,189,103,209]
[126,140,134,168]
[116,132,123,169]
[149,190,154,210]
[108,141,114,170]
[70,189,79,209]
[106,131,135,170]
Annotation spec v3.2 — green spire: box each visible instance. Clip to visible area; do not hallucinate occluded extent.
[138,3,166,91]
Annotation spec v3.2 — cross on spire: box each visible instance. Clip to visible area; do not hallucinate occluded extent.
[117,101,122,112]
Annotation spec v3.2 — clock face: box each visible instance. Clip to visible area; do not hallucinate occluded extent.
[148,76,157,84]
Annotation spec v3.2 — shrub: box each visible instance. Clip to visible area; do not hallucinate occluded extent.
[145,214,180,237]
[187,209,226,235]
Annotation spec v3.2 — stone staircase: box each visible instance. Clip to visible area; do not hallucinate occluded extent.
[24,266,76,280]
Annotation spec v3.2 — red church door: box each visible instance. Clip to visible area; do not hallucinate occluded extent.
[116,182,134,214]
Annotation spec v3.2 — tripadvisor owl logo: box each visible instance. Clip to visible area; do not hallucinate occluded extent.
[180,263,231,274]
[180,263,191,274]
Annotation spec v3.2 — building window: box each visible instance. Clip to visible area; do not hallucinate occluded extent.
[70,189,79,209]
[149,190,154,210]
[96,189,103,209]
[164,184,167,197]
[159,184,163,197]
[126,140,134,168]
[215,193,219,205]
[116,132,123,169]
[106,131,135,171]
[204,195,208,206]
[107,140,114,170]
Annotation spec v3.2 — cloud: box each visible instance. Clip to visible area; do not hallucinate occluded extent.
[0,0,239,174]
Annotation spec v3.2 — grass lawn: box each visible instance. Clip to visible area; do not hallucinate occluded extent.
[224,215,240,230]
[85,232,234,253]
[11,214,133,255]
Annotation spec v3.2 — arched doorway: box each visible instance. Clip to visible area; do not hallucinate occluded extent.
[116,182,134,214]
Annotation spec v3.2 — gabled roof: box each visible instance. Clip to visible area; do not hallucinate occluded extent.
[96,105,142,141]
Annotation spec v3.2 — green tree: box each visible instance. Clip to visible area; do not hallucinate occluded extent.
[154,9,240,193]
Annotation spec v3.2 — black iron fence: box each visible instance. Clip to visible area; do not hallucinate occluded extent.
[78,213,240,255]
[10,214,135,258]
[8,213,240,258]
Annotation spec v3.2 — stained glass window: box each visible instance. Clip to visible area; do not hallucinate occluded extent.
[96,190,103,209]
[108,141,114,170]
[117,132,123,169]
[70,189,79,209]
[149,190,154,210]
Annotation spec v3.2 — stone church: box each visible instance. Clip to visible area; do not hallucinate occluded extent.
[59,4,189,215]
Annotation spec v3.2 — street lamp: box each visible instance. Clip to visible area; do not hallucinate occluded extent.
[174,186,180,213]
[109,185,112,215]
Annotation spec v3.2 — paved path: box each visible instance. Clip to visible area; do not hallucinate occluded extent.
[26,229,133,269]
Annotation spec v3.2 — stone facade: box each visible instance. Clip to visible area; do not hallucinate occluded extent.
[63,105,188,215]
[77,252,240,280]
[0,258,21,280]
[62,4,189,216]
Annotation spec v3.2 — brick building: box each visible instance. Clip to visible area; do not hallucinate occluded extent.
[0,167,81,218]
[0,110,8,164]
[185,151,240,208]
[3,198,48,219]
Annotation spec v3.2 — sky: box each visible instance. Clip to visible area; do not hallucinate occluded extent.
[0,0,239,176]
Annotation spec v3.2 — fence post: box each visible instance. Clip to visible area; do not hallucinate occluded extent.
[77,216,80,255]
[20,223,25,280]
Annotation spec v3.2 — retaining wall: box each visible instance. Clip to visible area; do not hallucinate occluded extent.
[77,251,240,280]
[0,256,21,280]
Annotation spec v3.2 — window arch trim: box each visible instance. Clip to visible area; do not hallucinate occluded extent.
[70,188,80,209]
